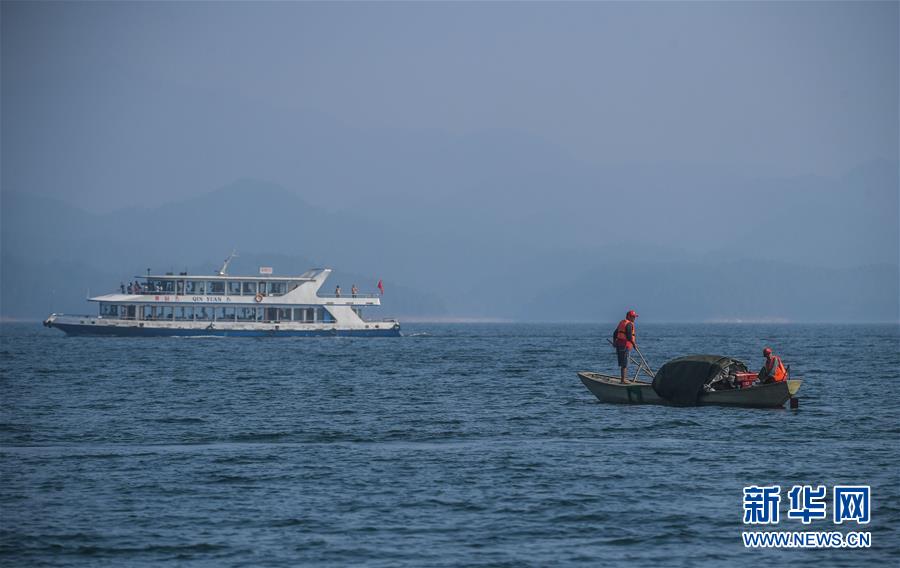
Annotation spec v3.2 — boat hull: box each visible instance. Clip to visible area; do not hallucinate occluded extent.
[578,372,801,408]
[45,316,401,337]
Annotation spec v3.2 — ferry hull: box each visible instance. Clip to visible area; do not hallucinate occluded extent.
[51,322,401,337]
[45,317,401,338]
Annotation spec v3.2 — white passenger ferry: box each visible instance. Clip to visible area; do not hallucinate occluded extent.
[43,257,400,337]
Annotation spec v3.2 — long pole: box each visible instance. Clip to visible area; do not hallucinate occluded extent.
[633,344,655,378]
[631,353,649,381]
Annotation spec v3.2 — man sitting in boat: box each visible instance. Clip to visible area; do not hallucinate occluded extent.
[612,310,638,384]
[759,347,787,383]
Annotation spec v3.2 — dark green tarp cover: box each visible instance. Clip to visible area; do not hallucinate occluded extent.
[651,355,745,405]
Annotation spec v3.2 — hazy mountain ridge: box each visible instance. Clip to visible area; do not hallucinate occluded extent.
[523,259,898,323]
[2,157,897,322]
[0,184,446,319]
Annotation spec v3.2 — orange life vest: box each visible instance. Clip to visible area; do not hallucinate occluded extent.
[613,319,635,349]
[766,355,787,382]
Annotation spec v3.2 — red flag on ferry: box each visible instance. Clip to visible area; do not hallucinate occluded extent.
[377,279,384,295]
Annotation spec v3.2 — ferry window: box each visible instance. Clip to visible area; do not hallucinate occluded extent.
[196,307,213,320]
[264,307,278,322]
[278,308,291,321]
[216,307,235,321]
[228,281,241,295]
[208,281,225,295]
[101,304,115,316]
[175,306,193,321]
[293,308,305,322]
[320,308,335,323]
[237,307,255,321]
[269,282,287,296]
[242,281,257,295]
[258,282,267,296]
[185,281,206,295]
[160,306,174,320]
[164,280,175,293]
[176,280,184,295]
[125,306,136,319]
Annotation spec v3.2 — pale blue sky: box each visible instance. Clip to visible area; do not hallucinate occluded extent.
[3,1,896,211]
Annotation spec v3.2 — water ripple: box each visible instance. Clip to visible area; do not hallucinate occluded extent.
[1,322,898,566]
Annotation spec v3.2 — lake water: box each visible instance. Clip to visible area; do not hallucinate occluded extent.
[1,323,898,566]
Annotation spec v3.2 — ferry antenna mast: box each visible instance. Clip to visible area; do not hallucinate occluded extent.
[218,250,239,276]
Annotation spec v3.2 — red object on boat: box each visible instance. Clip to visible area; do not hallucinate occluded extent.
[735,372,758,389]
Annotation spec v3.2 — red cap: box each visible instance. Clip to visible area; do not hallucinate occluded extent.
[626,310,638,320]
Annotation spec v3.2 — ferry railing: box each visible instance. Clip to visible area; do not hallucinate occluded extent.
[111,287,386,299]
[320,293,382,299]
[91,315,398,326]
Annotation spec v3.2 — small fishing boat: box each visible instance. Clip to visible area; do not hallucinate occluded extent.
[578,354,801,408]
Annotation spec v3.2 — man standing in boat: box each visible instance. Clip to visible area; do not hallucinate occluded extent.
[613,310,638,383]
